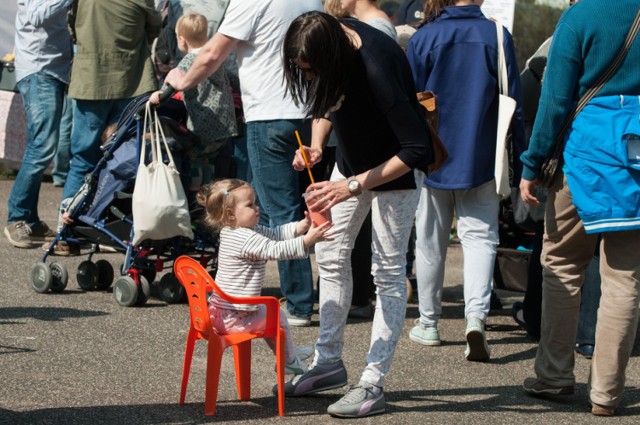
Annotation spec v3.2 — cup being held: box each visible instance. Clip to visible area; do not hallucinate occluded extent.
[302,192,332,227]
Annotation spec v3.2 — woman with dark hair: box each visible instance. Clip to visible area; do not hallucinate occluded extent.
[279,11,433,418]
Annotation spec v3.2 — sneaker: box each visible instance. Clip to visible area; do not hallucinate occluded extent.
[274,360,348,397]
[41,241,81,256]
[591,401,615,416]
[4,221,35,248]
[285,356,308,375]
[465,317,490,361]
[409,322,441,346]
[293,346,314,361]
[284,308,311,327]
[327,380,385,418]
[576,343,594,359]
[523,377,574,396]
[29,221,56,242]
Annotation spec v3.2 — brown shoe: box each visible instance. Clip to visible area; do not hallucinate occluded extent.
[523,378,574,396]
[592,402,615,416]
[41,241,81,256]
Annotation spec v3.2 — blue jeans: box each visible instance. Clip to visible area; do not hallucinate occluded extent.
[52,96,73,186]
[63,98,132,199]
[576,255,602,346]
[246,119,314,317]
[8,72,66,225]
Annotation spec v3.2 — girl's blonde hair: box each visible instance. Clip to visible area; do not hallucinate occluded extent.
[324,0,348,18]
[176,12,209,47]
[197,179,251,229]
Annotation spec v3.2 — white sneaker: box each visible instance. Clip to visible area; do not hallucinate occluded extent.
[464,317,490,361]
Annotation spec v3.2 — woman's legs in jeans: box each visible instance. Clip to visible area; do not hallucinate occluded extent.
[315,168,420,388]
[415,186,454,328]
[455,180,499,322]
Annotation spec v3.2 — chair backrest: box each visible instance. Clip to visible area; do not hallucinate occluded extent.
[174,256,281,338]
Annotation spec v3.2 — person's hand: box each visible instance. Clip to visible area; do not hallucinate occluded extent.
[292,146,322,171]
[304,180,352,213]
[163,68,188,92]
[61,212,74,225]
[303,220,333,248]
[296,211,312,236]
[520,177,540,206]
[148,90,162,105]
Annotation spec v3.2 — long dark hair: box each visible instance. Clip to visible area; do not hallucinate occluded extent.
[282,11,357,118]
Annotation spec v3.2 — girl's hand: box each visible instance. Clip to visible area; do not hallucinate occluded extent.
[296,211,312,236]
[292,146,323,171]
[149,90,162,105]
[303,221,333,248]
[304,180,353,213]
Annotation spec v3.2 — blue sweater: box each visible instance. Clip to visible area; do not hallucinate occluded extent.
[407,5,525,190]
[520,0,640,180]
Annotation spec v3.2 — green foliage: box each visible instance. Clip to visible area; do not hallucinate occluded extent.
[513,0,566,70]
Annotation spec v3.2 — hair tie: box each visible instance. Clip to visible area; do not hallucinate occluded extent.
[221,189,229,196]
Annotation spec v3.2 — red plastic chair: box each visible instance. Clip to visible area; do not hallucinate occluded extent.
[173,256,286,416]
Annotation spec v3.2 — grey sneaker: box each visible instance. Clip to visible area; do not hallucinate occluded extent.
[465,317,490,361]
[284,308,311,327]
[285,356,308,375]
[4,221,35,248]
[523,377,574,396]
[274,360,348,396]
[327,380,385,418]
[409,321,441,346]
[29,220,56,242]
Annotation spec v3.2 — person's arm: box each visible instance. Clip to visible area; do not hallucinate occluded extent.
[164,32,239,92]
[504,29,526,186]
[25,0,73,27]
[292,118,332,171]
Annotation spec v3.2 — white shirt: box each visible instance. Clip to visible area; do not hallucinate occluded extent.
[218,0,322,122]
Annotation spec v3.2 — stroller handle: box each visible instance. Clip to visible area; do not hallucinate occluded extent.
[136,84,176,117]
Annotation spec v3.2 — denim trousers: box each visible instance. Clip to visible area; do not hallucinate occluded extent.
[52,96,73,185]
[534,174,640,408]
[63,98,132,199]
[8,72,66,225]
[415,179,500,327]
[245,119,314,317]
[314,168,421,388]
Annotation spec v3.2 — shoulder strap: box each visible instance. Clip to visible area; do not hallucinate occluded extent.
[550,10,640,151]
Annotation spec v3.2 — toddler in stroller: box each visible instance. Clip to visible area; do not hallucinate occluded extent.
[31,94,218,306]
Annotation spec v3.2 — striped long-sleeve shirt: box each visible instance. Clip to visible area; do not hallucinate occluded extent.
[210,223,308,311]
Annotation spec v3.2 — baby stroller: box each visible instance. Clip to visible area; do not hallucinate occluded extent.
[30,93,219,306]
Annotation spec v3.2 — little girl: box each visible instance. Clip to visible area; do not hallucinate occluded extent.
[197,179,332,375]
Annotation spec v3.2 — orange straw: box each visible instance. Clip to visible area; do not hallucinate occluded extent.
[295,130,315,184]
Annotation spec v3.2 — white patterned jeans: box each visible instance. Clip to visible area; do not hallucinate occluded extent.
[313,167,421,388]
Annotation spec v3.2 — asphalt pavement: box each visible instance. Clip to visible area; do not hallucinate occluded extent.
[1,179,639,424]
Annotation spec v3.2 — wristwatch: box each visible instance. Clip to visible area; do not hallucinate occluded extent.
[347,177,362,196]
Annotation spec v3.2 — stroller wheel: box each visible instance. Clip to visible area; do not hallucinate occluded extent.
[77,261,99,291]
[159,273,185,304]
[31,263,53,293]
[113,276,138,307]
[95,260,114,290]
[50,263,69,293]
[136,275,151,306]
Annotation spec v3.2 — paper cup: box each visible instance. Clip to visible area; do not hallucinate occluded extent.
[302,193,332,226]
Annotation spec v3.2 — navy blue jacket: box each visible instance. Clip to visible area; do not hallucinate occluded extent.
[407,6,525,190]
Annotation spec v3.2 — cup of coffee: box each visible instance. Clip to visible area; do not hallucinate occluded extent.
[302,192,332,226]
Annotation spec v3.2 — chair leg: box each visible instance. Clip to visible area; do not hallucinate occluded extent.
[205,340,224,416]
[233,340,252,401]
[180,329,197,405]
[276,330,286,416]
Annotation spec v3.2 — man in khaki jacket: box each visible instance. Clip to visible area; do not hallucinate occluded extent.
[63,0,160,200]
